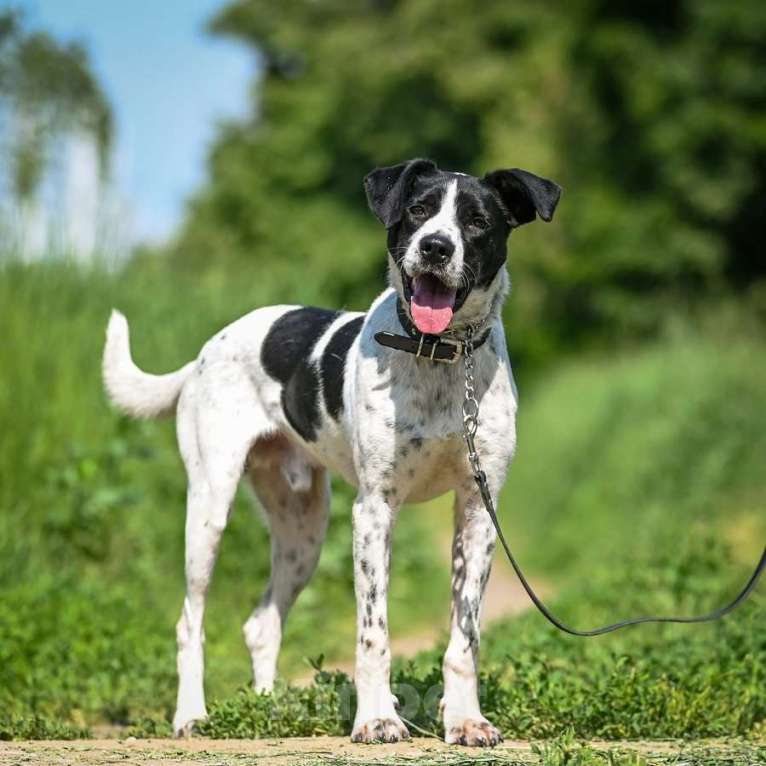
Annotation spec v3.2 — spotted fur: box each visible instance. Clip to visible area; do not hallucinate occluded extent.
[102,158,560,746]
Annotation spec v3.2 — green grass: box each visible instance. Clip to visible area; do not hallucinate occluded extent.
[1,258,764,742]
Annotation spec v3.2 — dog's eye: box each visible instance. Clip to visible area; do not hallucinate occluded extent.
[471,216,490,230]
[408,205,427,218]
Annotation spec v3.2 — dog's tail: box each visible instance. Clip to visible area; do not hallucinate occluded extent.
[102,310,195,419]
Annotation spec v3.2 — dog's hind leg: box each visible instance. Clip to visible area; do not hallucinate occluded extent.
[172,379,262,737]
[243,440,330,691]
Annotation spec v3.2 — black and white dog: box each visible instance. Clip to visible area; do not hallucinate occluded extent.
[102,159,560,746]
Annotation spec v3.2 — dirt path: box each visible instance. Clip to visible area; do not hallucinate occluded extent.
[0,737,524,765]
[2,736,749,766]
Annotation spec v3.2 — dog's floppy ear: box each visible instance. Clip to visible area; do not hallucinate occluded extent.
[483,168,562,227]
[364,158,438,228]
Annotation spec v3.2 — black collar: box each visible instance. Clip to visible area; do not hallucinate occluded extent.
[374,300,492,364]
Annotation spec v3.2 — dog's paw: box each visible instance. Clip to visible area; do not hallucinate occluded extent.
[172,713,207,738]
[351,716,410,743]
[445,718,503,747]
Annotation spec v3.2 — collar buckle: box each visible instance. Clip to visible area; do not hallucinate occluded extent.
[415,333,462,363]
[429,335,463,363]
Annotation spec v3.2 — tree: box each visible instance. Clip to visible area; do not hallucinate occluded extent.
[174,0,766,367]
[0,10,112,207]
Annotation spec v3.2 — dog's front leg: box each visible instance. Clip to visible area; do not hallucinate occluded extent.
[441,490,503,747]
[350,491,409,743]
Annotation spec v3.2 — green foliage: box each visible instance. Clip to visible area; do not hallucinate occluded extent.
[533,731,646,766]
[197,671,352,739]
[0,10,112,202]
[0,715,88,741]
[172,0,766,370]
[500,335,766,579]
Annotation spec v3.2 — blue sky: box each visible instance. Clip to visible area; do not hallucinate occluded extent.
[21,0,255,243]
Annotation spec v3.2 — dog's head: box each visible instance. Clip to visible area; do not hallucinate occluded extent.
[364,159,561,335]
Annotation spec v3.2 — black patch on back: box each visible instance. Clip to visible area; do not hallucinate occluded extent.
[261,307,339,441]
[321,315,365,420]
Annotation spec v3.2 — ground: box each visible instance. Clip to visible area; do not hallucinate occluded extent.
[2,737,761,766]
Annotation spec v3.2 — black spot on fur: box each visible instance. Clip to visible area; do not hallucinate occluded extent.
[320,315,365,420]
[261,307,339,441]
[410,437,423,450]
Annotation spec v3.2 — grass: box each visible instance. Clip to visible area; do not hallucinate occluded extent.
[1,258,764,743]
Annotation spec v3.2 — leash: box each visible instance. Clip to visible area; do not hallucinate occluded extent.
[459,326,766,636]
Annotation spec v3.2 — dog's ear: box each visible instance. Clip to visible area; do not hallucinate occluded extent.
[364,159,438,228]
[483,168,562,228]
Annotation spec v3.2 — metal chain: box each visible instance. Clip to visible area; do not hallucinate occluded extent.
[461,325,482,478]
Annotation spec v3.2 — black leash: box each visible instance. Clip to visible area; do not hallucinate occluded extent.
[459,326,765,636]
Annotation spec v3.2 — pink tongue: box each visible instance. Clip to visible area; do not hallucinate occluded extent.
[410,276,456,335]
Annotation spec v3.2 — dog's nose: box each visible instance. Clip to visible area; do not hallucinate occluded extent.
[419,234,455,266]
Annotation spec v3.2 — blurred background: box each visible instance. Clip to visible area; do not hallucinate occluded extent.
[0,0,764,741]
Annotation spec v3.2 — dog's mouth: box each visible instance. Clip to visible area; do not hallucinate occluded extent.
[402,272,461,335]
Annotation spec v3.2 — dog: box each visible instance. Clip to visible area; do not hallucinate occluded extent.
[102,158,561,746]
